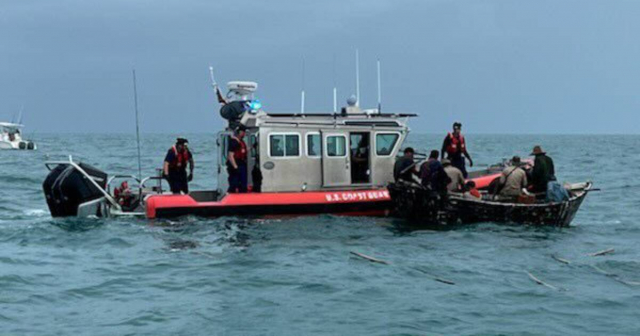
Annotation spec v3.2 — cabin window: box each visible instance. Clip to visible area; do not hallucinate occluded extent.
[269,133,300,157]
[307,133,321,157]
[376,133,399,156]
[326,135,347,157]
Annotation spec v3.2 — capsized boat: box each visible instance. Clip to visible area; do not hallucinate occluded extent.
[43,80,427,219]
[0,122,36,150]
[388,180,593,227]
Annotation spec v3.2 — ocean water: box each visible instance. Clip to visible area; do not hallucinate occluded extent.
[1,133,639,336]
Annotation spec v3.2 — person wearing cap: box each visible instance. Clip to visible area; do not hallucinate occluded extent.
[163,138,194,194]
[529,145,555,194]
[393,147,418,182]
[227,126,248,193]
[441,122,473,178]
[443,158,465,192]
[498,156,528,199]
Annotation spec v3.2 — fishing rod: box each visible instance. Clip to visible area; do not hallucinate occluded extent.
[132,69,143,181]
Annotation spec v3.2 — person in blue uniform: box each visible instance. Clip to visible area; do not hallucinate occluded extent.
[163,138,194,194]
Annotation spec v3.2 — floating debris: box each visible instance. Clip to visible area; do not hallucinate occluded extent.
[350,251,389,265]
[551,254,571,265]
[591,265,640,287]
[412,267,455,285]
[589,248,615,257]
[527,271,562,291]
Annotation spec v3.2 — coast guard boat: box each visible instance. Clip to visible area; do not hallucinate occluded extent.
[43,79,501,220]
[0,122,36,150]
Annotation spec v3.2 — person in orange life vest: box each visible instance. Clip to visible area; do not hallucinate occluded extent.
[441,122,473,178]
[227,126,248,193]
[163,138,194,194]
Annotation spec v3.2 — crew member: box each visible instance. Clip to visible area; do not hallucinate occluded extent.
[163,138,194,194]
[529,145,555,194]
[227,126,248,193]
[394,147,417,182]
[441,122,473,178]
[443,159,465,192]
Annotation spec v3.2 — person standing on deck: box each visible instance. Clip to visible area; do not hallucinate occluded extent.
[227,126,248,193]
[163,138,194,194]
[529,145,555,194]
[441,122,473,178]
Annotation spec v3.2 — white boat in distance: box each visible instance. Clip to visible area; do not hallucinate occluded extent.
[0,122,37,150]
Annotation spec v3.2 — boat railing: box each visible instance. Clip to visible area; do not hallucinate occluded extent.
[45,155,122,211]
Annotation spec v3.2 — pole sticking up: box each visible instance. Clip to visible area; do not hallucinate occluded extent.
[377,59,381,113]
[355,49,360,107]
[132,69,143,181]
[300,57,306,115]
[333,54,337,113]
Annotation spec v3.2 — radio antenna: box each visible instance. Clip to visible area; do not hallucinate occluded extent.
[377,59,382,113]
[333,54,337,113]
[355,49,360,107]
[132,69,143,180]
[300,57,306,115]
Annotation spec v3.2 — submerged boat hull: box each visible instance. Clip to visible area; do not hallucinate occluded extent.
[388,182,591,227]
[146,189,393,219]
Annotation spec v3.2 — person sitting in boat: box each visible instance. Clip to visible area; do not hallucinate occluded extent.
[393,147,417,182]
[419,150,449,192]
[441,122,473,178]
[497,156,528,200]
[163,137,194,195]
[113,181,137,210]
[463,181,482,200]
[529,145,555,195]
[443,159,465,192]
[227,126,248,193]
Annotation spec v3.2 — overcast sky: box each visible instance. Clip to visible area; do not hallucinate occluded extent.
[1,0,639,134]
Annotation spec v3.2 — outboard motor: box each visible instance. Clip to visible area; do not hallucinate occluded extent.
[43,163,108,217]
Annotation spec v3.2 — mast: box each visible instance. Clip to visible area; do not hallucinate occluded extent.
[300,57,305,114]
[377,59,381,113]
[333,54,337,113]
[355,49,360,107]
[132,69,143,180]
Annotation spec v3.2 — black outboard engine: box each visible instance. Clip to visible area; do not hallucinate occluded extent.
[43,163,108,217]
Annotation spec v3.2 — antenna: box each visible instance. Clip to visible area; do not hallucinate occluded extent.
[377,59,381,113]
[333,54,337,113]
[132,69,143,181]
[300,57,306,114]
[17,105,24,125]
[355,49,360,107]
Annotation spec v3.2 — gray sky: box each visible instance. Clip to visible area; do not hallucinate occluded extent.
[1,0,639,134]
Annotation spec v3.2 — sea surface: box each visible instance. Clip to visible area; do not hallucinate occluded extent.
[1,133,639,336]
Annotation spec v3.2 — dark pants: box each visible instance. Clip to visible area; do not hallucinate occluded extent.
[228,162,248,193]
[450,155,468,178]
[168,171,189,194]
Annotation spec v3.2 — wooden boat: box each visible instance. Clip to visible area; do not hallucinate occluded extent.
[388,181,592,227]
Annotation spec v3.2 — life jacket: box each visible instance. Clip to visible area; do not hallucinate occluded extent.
[446,132,466,155]
[230,136,247,162]
[169,146,190,170]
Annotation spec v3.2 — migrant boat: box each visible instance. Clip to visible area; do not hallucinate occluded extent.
[388,180,592,227]
[43,80,430,219]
